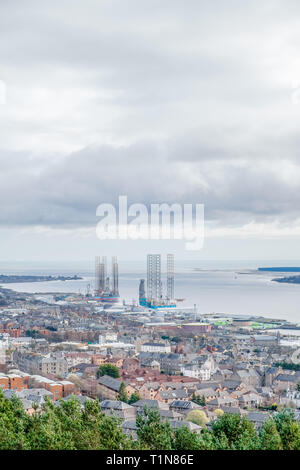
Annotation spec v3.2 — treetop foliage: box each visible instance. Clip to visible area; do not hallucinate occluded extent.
[0,390,300,450]
[96,363,120,379]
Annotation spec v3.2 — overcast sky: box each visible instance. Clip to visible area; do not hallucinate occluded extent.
[1,0,300,262]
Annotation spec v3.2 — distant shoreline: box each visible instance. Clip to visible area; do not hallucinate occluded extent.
[272,275,300,285]
[0,274,83,283]
[259,267,300,272]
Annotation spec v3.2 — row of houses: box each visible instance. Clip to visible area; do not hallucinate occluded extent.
[14,351,68,377]
[0,368,75,400]
[98,397,276,439]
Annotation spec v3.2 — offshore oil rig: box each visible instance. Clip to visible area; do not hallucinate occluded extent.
[139,254,177,309]
[94,256,119,303]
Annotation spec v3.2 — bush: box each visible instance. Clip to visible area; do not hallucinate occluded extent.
[96,363,120,379]
[186,410,209,427]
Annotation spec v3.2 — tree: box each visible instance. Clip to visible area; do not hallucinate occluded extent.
[214,408,224,417]
[274,409,300,450]
[172,426,202,450]
[117,382,128,403]
[26,395,133,450]
[0,391,29,450]
[136,407,173,450]
[128,392,141,404]
[259,418,282,450]
[96,363,120,379]
[171,337,181,343]
[186,410,209,427]
[211,413,259,450]
[97,415,133,450]
[4,386,300,451]
[191,393,206,406]
[274,362,300,371]
[173,425,215,450]
[26,330,39,338]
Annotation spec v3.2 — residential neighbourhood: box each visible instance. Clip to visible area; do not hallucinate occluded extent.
[1,285,300,436]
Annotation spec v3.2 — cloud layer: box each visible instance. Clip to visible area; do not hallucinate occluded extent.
[1,0,300,238]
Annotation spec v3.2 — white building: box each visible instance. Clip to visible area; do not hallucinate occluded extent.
[284,390,300,408]
[181,357,215,381]
[99,332,118,344]
[141,342,171,353]
[0,338,8,364]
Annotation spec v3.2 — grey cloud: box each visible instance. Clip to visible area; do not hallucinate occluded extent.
[0,138,300,228]
[0,0,300,235]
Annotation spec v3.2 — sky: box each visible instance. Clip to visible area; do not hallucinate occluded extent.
[1,0,300,263]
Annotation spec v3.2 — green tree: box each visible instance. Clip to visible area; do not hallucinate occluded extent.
[4,386,300,450]
[172,426,202,450]
[191,392,206,406]
[171,337,181,343]
[211,413,259,450]
[26,398,76,450]
[274,409,300,450]
[136,407,173,450]
[259,418,282,450]
[97,415,133,449]
[117,382,128,403]
[26,395,133,450]
[274,362,300,371]
[0,392,29,450]
[96,363,120,379]
[172,426,215,450]
[128,392,141,404]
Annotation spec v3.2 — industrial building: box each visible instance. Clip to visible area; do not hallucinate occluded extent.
[95,256,120,303]
[139,254,176,309]
[147,254,162,301]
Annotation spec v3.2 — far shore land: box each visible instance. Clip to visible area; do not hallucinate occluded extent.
[0,274,83,283]
[1,269,300,326]
[272,275,300,285]
[194,266,300,285]
[1,284,300,331]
